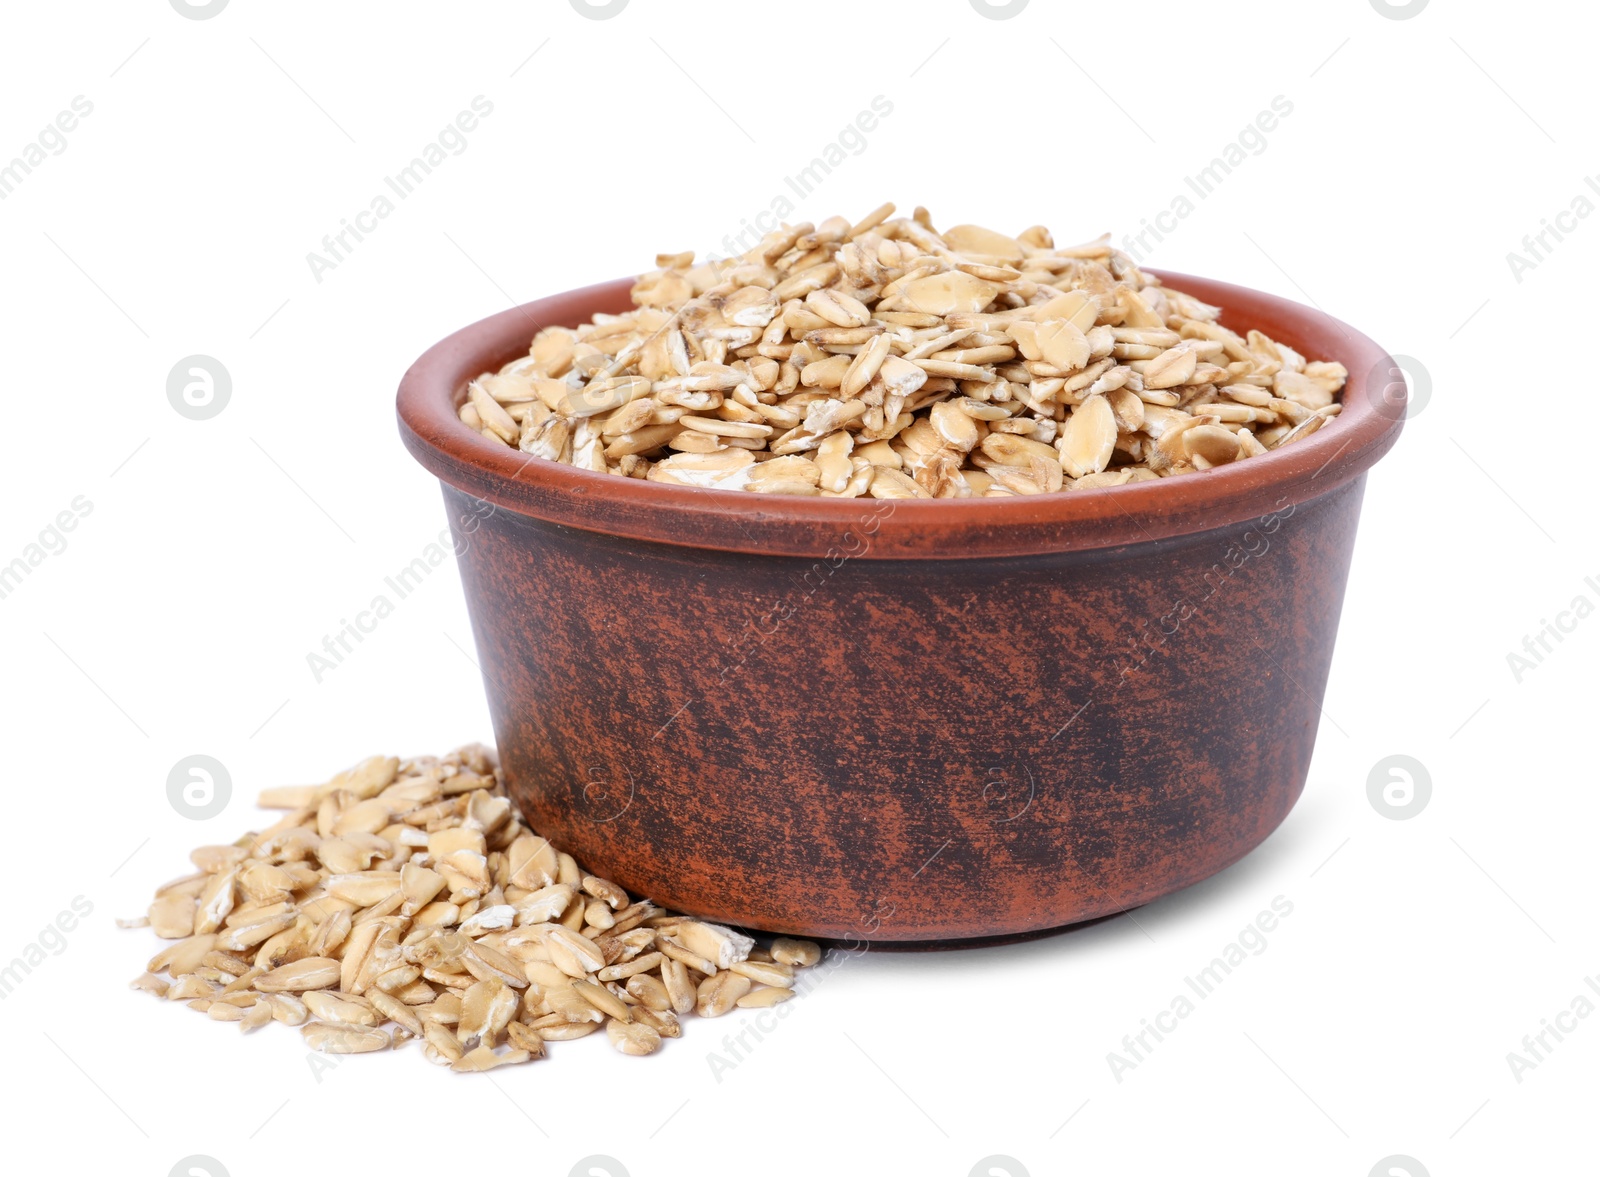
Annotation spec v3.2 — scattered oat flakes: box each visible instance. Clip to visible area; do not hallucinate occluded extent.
[125,745,822,1071]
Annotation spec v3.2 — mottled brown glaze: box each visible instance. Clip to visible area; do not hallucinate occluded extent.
[398,271,1404,942]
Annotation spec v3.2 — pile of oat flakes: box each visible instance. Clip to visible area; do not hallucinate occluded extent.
[459,202,1346,496]
[127,746,818,1070]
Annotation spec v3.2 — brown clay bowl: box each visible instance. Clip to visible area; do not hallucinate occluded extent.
[397,270,1404,943]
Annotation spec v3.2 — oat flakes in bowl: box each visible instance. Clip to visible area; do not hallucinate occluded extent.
[457,203,1345,498]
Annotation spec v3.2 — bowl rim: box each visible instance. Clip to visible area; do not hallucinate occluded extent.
[396,269,1404,560]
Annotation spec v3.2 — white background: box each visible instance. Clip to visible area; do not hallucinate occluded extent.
[1,1,1593,1174]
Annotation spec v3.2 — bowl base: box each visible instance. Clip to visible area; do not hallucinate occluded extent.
[818,909,1132,953]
